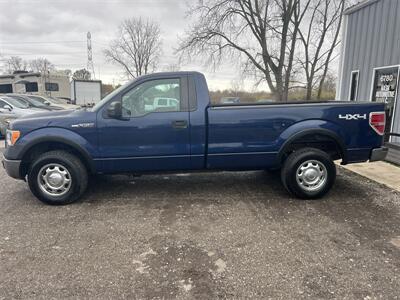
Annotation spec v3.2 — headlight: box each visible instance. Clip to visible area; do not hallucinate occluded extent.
[6,130,20,146]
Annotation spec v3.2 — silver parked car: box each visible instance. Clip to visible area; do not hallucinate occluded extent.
[0,96,46,137]
[0,95,45,117]
[7,94,63,111]
[27,95,80,110]
[0,109,16,137]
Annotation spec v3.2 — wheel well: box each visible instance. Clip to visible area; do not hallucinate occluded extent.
[20,141,92,177]
[280,133,344,165]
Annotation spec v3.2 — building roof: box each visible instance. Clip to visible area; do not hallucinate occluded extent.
[19,72,41,78]
[0,75,15,80]
[344,0,380,15]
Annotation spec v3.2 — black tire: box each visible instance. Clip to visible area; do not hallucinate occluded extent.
[281,148,336,199]
[27,150,88,205]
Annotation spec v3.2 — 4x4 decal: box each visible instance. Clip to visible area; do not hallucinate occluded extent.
[338,114,367,120]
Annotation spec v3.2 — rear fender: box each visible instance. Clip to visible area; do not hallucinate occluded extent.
[277,119,347,163]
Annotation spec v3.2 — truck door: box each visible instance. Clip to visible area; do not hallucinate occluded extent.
[97,76,191,173]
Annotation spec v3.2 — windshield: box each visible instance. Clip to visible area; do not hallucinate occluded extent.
[4,96,30,109]
[27,95,47,104]
[25,96,47,107]
[48,97,66,104]
[91,79,134,111]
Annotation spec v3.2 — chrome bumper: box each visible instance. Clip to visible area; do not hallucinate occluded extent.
[370,147,388,162]
[2,156,22,179]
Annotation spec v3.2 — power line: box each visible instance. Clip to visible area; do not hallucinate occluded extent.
[0,52,88,56]
[0,0,182,3]
[0,40,86,45]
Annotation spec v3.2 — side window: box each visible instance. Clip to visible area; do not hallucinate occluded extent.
[45,82,59,91]
[121,78,181,118]
[0,100,6,108]
[0,84,13,93]
[157,98,167,106]
[25,82,39,92]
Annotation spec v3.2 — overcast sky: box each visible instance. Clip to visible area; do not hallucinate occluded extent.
[0,0,260,91]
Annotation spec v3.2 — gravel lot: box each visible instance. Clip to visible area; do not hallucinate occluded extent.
[1,144,400,299]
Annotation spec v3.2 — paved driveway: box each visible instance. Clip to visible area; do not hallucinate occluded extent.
[0,149,400,299]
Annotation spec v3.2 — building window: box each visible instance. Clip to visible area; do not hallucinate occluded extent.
[0,84,13,93]
[45,82,59,92]
[25,82,38,92]
[349,71,359,101]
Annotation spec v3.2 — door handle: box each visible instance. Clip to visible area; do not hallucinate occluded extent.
[172,120,188,129]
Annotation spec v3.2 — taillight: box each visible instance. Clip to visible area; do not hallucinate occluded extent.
[369,112,386,135]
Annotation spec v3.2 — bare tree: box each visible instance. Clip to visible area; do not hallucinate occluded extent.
[3,56,28,73]
[29,57,55,74]
[178,0,312,101]
[54,69,72,77]
[163,62,181,72]
[230,78,244,96]
[1,56,58,75]
[72,68,91,80]
[298,0,345,100]
[105,17,162,79]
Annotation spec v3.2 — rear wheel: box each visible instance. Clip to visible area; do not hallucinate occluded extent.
[281,148,336,199]
[28,150,88,205]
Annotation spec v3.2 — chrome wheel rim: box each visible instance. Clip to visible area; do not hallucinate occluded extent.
[296,160,327,193]
[37,163,72,197]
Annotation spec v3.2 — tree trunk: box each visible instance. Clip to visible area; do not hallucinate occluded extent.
[275,77,286,102]
[317,77,325,100]
[306,82,313,100]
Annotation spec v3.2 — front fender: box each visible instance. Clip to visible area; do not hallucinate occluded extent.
[276,119,347,162]
[4,127,97,172]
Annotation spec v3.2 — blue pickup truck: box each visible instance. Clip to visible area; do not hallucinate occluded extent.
[2,72,388,205]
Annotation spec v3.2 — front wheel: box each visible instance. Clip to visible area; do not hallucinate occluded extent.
[281,148,336,199]
[28,150,88,205]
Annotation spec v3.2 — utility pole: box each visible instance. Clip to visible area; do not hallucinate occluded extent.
[87,31,95,79]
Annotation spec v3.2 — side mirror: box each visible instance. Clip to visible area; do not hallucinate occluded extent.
[44,101,51,106]
[4,105,12,111]
[107,101,123,119]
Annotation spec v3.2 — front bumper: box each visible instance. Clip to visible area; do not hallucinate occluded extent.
[370,147,388,162]
[2,156,22,179]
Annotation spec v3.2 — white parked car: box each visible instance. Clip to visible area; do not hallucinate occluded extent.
[145,97,179,112]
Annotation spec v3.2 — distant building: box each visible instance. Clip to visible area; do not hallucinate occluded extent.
[336,0,400,164]
[0,71,70,99]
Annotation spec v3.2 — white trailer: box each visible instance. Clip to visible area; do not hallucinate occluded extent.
[70,80,102,106]
[0,71,71,99]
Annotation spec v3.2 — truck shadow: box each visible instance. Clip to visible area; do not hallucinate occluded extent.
[85,170,288,206]
[84,169,373,209]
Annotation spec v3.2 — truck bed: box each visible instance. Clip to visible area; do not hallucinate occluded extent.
[206,101,385,169]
